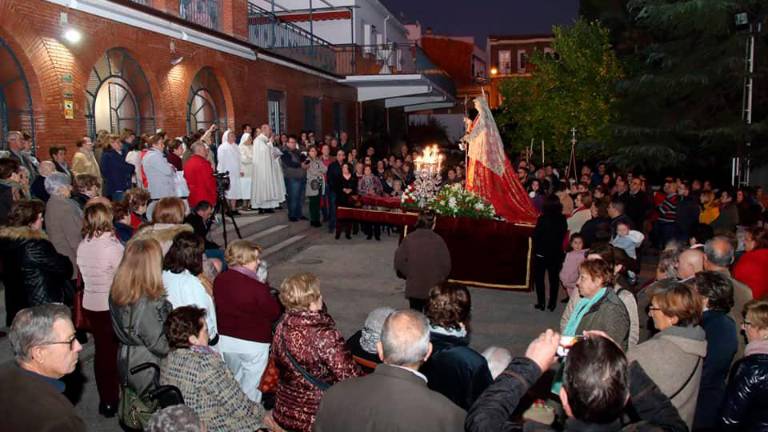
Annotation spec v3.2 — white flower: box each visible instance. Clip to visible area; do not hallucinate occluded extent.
[475,202,485,210]
[448,197,458,208]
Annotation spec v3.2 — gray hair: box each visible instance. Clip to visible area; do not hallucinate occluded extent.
[704,236,735,267]
[44,172,71,195]
[190,142,206,155]
[10,304,71,362]
[380,310,430,366]
[657,248,680,279]
[147,405,203,432]
[39,160,56,177]
[360,307,396,354]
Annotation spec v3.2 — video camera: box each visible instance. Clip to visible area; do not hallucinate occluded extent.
[213,171,231,195]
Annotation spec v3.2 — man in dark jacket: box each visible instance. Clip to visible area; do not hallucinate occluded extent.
[466,331,687,432]
[325,149,345,234]
[315,310,466,432]
[394,212,452,311]
[675,182,700,244]
[0,158,21,225]
[100,134,135,201]
[0,304,86,432]
[625,177,649,230]
[280,136,308,222]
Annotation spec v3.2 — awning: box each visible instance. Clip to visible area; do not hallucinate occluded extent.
[341,74,455,112]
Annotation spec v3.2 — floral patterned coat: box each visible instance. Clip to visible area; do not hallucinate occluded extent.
[272,309,362,432]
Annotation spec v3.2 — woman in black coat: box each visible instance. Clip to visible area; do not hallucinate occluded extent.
[420,283,493,410]
[532,195,568,311]
[721,299,768,431]
[334,163,358,240]
[0,199,73,326]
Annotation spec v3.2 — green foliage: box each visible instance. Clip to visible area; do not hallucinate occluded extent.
[585,0,768,175]
[496,19,623,164]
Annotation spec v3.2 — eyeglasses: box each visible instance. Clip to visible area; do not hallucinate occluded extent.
[743,321,753,328]
[648,306,661,315]
[37,335,78,351]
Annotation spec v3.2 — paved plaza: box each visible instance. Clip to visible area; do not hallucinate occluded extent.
[0,231,562,430]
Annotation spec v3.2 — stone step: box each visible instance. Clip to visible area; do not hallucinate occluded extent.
[263,234,307,260]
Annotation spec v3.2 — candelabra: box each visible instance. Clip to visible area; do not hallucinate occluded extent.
[411,144,444,209]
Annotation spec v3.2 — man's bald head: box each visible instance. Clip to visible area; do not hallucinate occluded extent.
[378,310,431,368]
[678,248,705,279]
[704,236,735,270]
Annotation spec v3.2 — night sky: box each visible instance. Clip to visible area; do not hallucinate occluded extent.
[380,0,580,47]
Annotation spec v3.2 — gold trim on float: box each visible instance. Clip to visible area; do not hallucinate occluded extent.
[448,236,533,291]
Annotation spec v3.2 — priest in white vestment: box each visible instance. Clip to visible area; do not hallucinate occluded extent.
[216,130,244,209]
[250,124,285,211]
[239,132,253,201]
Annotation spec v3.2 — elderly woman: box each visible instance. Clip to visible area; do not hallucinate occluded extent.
[71,174,101,209]
[345,306,395,372]
[305,146,327,228]
[358,164,384,240]
[160,306,266,431]
[420,284,493,410]
[44,172,82,282]
[627,282,706,428]
[0,200,72,326]
[272,273,362,432]
[162,232,218,344]
[721,299,768,431]
[213,240,282,402]
[689,271,739,430]
[567,192,592,235]
[76,203,124,417]
[734,226,768,300]
[561,258,630,350]
[110,238,171,394]
[132,197,192,254]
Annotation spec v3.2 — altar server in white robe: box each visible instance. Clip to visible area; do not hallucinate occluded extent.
[239,132,254,202]
[216,130,243,209]
[250,124,286,212]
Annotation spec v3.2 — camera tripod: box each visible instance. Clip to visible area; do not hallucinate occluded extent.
[214,188,242,249]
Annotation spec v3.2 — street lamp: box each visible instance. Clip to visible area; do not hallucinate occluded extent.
[732,11,763,186]
[490,67,498,77]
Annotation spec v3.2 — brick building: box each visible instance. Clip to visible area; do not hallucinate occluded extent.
[0,0,455,160]
[486,34,553,108]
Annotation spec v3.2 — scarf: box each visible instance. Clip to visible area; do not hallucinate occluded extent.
[745,339,768,357]
[430,324,468,338]
[563,288,607,336]
[553,288,608,395]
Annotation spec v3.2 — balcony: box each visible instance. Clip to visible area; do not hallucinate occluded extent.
[180,0,220,30]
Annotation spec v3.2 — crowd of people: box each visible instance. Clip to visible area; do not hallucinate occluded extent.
[1,125,767,432]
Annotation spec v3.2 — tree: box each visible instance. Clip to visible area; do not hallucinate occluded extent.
[585,0,768,177]
[495,19,623,166]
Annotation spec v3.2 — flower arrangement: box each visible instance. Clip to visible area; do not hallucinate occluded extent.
[431,184,496,219]
[401,183,496,219]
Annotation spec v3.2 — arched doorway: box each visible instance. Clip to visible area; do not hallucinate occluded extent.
[187,67,227,143]
[85,48,155,137]
[0,37,35,150]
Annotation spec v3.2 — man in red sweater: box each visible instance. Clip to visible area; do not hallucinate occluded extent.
[184,142,217,209]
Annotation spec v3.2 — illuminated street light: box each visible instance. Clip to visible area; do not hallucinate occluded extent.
[63,28,82,43]
[490,67,498,76]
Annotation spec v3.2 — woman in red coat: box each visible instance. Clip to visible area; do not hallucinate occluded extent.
[183,142,217,209]
[272,273,362,432]
[734,227,768,300]
[213,240,282,402]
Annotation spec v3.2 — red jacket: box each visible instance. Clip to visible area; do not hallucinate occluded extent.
[213,268,281,343]
[184,154,216,209]
[734,248,768,300]
[272,310,362,432]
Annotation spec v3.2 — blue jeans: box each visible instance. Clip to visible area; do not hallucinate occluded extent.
[285,177,305,220]
[328,190,338,233]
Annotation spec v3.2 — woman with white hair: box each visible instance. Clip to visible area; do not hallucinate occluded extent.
[216,129,243,210]
[345,307,395,372]
[44,172,82,282]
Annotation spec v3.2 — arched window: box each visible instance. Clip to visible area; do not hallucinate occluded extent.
[0,37,35,150]
[187,67,227,142]
[85,48,155,137]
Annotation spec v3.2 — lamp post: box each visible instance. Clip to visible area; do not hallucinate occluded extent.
[733,11,763,187]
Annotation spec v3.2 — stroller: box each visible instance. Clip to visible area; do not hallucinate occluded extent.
[119,362,185,431]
